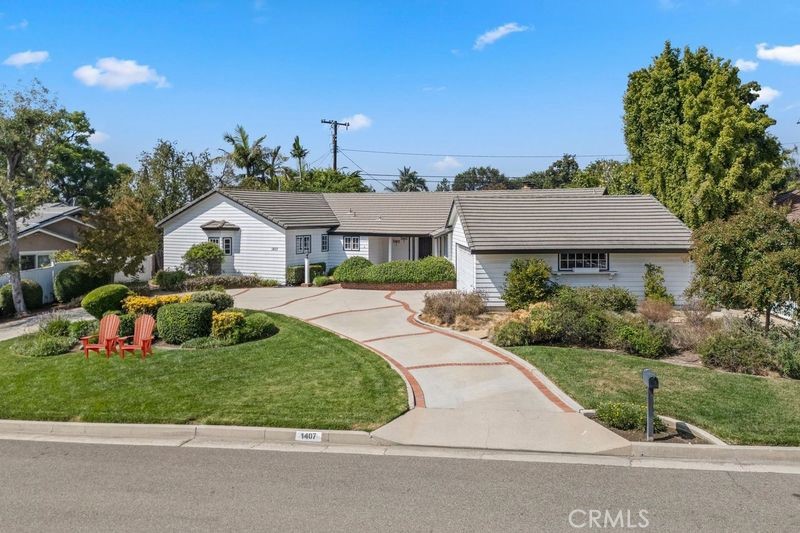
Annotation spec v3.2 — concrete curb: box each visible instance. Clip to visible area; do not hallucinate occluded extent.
[0,420,387,447]
[630,442,800,464]
[580,410,728,446]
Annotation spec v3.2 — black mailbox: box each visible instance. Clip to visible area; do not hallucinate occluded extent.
[642,369,659,389]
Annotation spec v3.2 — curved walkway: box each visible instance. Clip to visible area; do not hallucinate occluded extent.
[234,287,629,454]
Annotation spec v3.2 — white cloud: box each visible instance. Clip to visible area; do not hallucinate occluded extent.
[73,57,170,90]
[756,42,800,65]
[432,156,462,171]
[3,50,48,67]
[473,22,529,51]
[7,18,28,30]
[342,113,372,131]
[422,86,446,92]
[754,86,781,104]
[734,59,758,72]
[88,131,110,145]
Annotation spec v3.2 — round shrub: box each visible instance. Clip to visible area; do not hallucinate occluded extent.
[156,302,213,344]
[550,288,610,347]
[40,315,71,337]
[183,242,224,276]
[595,402,667,432]
[68,319,98,339]
[189,290,234,312]
[211,311,246,340]
[0,279,44,316]
[776,339,800,379]
[53,264,109,303]
[13,333,75,357]
[528,302,560,343]
[502,258,556,311]
[359,256,456,284]
[313,275,333,287]
[699,329,775,375]
[490,317,530,347]
[331,256,372,282]
[81,284,132,319]
[154,269,189,291]
[118,313,137,338]
[606,315,672,358]
[578,286,637,313]
[240,312,278,342]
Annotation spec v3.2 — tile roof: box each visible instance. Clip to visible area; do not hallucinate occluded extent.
[218,188,339,228]
[200,220,240,230]
[18,203,83,234]
[453,193,692,252]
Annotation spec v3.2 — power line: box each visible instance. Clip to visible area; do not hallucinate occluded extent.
[337,150,395,188]
[340,147,629,159]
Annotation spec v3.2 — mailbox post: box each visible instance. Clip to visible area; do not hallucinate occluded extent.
[641,369,659,441]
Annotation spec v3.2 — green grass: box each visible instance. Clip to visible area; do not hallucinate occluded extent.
[0,312,407,430]
[510,345,800,446]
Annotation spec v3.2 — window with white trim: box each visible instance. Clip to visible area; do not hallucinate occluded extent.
[208,237,220,246]
[19,253,54,270]
[296,235,311,254]
[222,237,232,256]
[559,251,609,271]
[343,236,360,251]
[321,234,329,252]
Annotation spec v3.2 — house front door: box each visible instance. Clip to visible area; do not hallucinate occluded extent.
[418,237,432,259]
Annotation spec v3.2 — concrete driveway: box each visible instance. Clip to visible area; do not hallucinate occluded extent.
[234,287,629,455]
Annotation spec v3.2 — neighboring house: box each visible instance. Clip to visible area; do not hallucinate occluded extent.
[157,187,694,306]
[776,189,800,223]
[0,203,91,273]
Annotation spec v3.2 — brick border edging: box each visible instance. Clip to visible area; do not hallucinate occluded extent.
[340,281,455,291]
[383,291,576,413]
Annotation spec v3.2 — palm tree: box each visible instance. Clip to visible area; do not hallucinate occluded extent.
[387,166,428,192]
[264,146,289,190]
[218,125,267,181]
[290,136,309,182]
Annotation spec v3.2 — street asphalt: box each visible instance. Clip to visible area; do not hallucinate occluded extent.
[0,440,797,532]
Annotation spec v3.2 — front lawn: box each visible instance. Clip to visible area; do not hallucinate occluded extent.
[511,345,800,446]
[0,312,407,430]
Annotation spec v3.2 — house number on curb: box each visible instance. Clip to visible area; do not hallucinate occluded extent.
[295,431,322,443]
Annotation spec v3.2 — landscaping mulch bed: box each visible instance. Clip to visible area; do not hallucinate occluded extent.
[605,425,708,444]
[340,281,456,290]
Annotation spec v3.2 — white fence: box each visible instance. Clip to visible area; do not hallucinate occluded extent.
[0,256,153,305]
[0,261,82,304]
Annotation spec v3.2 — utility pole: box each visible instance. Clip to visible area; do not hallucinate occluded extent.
[321,119,349,171]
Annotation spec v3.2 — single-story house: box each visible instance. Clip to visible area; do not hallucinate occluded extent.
[0,203,92,273]
[157,187,694,306]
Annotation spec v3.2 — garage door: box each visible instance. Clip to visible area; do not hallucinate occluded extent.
[456,244,474,292]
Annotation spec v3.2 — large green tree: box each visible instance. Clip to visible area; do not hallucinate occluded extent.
[218,124,267,181]
[48,112,121,209]
[569,159,640,194]
[387,166,428,192]
[290,136,309,182]
[690,199,800,330]
[452,166,510,191]
[0,82,91,315]
[624,42,787,227]
[282,168,373,192]
[522,154,580,189]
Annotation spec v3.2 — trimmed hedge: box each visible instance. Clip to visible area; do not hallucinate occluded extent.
[81,284,132,319]
[182,275,265,291]
[183,242,224,276]
[595,402,667,432]
[286,262,326,286]
[331,257,372,282]
[154,270,189,291]
[189,290,234,312]
[156,302,214,344]
[240,313,278,342]
[313,275,333,287]
[54,264,109,303]
[0,279,44,316]
[334,257,456,284]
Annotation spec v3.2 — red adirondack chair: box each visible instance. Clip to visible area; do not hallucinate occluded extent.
[81,314,121,359]
[117,314,155,359]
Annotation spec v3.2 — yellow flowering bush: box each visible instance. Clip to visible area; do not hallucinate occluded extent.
[123,294,190,315]
[211,311,246,340]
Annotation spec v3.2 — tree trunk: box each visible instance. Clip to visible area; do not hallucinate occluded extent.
[765,306,771,333]
[2,193,28,316]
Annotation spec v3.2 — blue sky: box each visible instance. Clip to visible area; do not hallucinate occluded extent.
[1,0,799,188]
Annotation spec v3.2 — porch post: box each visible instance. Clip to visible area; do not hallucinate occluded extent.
[388,237,392,262]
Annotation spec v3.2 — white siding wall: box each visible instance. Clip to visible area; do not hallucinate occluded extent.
[327,235,370,267]
[474,252,693,307]
[162,194,288,283]
[285,229,331,268]
[369,237,389,263]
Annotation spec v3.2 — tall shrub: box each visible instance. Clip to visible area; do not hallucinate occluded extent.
[502,258,555,311]
[643,263,674,304]
[54,263,109,302]
[183,242,224,276]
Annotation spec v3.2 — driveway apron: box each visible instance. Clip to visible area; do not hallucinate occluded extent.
[234,287,630,455]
